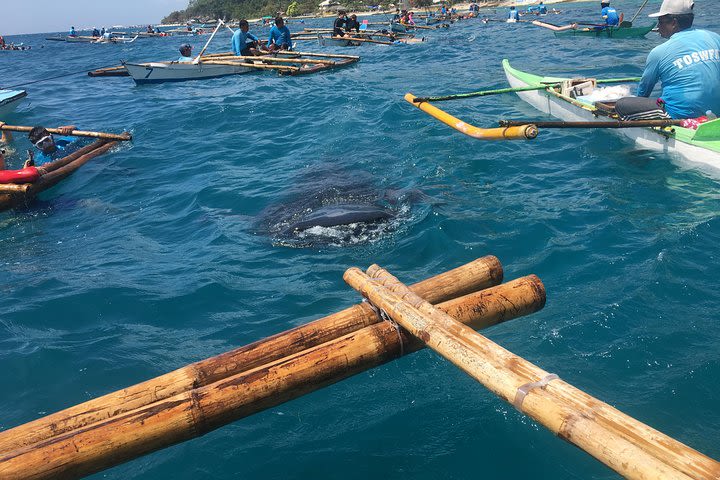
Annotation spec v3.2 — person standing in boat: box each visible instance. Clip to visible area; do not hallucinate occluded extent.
[333,11,347,36]
[267,17,292,52]
[601,1,620,26]
[539,2,548,14]
[177,43,194,62]
[346,14,361,33]
[626,0,720,119]
[508,6,519,22]
[232,20,261,56]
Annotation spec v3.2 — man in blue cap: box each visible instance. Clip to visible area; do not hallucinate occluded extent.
[601,0,620,26]
[178,44,193,62]
[632,0,720,119]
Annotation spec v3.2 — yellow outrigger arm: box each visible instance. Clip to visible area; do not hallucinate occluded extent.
[404,93,538,140]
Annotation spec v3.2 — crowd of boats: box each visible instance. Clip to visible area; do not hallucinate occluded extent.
[0,0,719,212]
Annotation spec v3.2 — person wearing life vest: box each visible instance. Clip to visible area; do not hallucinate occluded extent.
[631,0,720,119]
[601,1,620,26]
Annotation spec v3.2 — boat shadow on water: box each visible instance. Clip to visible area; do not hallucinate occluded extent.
[255,175,432,248]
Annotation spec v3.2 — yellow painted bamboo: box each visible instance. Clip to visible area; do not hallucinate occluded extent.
[0,257,502,455]
[343,266,720,480]
[0,275,544,480]
[404,93,538,140]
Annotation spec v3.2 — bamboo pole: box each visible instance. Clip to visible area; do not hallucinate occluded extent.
[205,55,338,65]
[0,275,545,480]
[200,60,299,72]
[0,183,30,194]
[499,119,685,129]
[280,50,360,59]
[404,93,538,140]
[0,257,502,455]
[0,125,131,141]
[343,266,720,480]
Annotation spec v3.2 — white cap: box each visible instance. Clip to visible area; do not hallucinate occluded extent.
[648,0,694,17]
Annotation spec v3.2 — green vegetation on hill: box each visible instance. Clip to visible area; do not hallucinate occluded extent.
[162,0,372,23]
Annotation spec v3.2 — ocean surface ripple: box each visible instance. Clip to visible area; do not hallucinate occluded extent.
[1,2,719,478]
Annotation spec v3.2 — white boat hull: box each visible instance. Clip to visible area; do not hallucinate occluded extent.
[0,90,27,118]
[124,61,255,84]
[504,66,720,172]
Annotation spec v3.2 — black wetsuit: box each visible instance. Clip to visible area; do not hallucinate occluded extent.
[345,18,360,33]
[333,17,346,36]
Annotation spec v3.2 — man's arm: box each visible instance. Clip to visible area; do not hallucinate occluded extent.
[637,50,660,97]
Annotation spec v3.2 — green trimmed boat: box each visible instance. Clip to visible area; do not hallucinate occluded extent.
[554,23,656,38]
[502,59,720,172]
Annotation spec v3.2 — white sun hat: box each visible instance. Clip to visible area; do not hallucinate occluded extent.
[648,0,694,17]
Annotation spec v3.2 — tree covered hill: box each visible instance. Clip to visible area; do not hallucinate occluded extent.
[163,0,350,23]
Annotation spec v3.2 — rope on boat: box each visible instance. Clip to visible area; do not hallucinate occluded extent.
[1,63,121,89]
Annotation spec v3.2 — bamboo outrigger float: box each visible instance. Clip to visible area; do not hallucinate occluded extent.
[404,93,538,140]
[0,125,130,212]
[0,257,549,479]
[0,257,716,479]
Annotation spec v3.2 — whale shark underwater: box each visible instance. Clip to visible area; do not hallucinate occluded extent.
[256,176,429,248]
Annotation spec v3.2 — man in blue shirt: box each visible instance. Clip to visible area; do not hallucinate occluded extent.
[177,43,193,63]
[232,20,260,56]
[69,26,76,37]
[508,6,519,22]
[601,1,620,26]
[268,17,292,52]
[637,0,720,119]
[26,125,79,166]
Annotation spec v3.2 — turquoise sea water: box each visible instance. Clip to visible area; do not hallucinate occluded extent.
[1,2,719,478]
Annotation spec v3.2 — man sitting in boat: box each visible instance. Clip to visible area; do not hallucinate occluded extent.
[232,20,261,56]
[178,44,193,62]
[25,125,78,167]
[333,11,347,36]
[508,6,519,22]
[69,26,77,37]
[346,14,361,33]
[267,17,292,52]
[92,27,100,37]
[627,0,720,120]
[601,1,620,26]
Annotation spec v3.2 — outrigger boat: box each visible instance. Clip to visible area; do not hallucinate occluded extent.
[316,33,423,47]
[542,21,656,38]
[0,90,27,118]
[502,59,720,170]
[123,51,360,84]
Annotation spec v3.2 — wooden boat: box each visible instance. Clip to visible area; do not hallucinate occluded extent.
[123,61,256,84]
[65,35,98,43]
[554,23,655,38]
[0,90,27,118]
[0,138,120,212]
[317,33,367,47]
[123,52,360,84]
[502,59,720,171]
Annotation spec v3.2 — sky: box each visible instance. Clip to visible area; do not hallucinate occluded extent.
[1,0,191,36]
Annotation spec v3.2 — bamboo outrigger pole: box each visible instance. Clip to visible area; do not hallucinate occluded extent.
[0,272,545,479]
[0,125,131,141]
[404,93,538,140]
[0,257,502,456]
[344,266,720,480]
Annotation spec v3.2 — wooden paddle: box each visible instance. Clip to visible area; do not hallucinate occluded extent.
[0,124,131,141]
[622,0,650,27]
